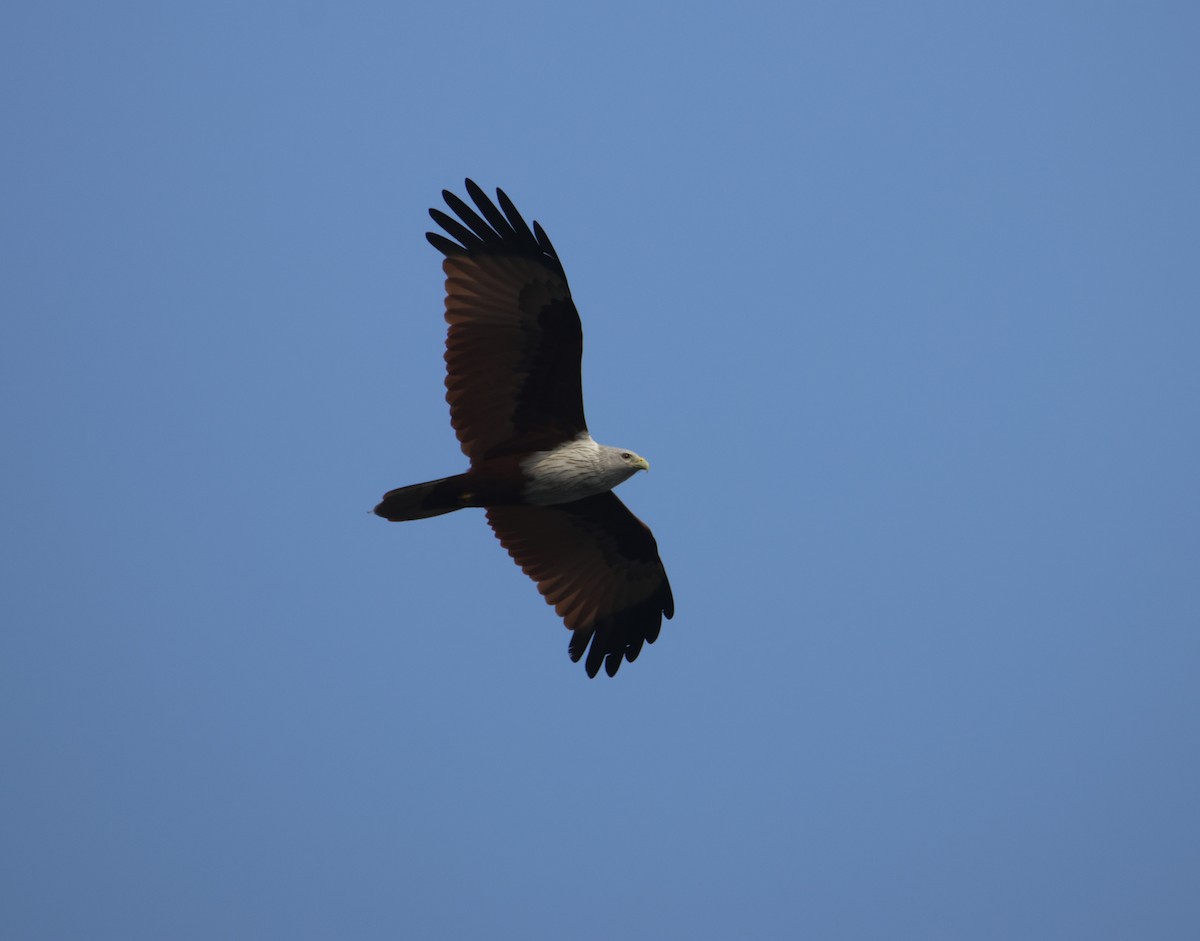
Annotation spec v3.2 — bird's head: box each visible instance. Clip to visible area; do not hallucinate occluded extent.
[605,447,650,476]
[626,451,650,473]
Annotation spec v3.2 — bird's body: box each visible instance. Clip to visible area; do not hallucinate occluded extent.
[374,435,645,515]
[375,181,673,677]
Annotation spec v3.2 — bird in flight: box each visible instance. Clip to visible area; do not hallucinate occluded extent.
[375,180,673,677]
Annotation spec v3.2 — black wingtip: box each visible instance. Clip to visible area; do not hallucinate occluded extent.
[464,178,487,204]
[426,231,462,256]
[424,181,569,280]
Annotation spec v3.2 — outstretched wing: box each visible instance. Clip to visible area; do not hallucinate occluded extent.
[428,180,587,462]
[486,493,674,678]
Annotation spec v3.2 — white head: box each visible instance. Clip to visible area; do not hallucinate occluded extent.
[598,445,650,484]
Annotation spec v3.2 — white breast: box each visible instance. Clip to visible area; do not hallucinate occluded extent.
[520,435,631,506]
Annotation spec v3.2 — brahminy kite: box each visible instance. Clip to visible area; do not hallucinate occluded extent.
[375,180,673,677]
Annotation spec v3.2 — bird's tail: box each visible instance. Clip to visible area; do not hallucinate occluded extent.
[373,475,470,521]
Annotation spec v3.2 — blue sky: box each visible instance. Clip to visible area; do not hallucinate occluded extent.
[3,3,1199,938]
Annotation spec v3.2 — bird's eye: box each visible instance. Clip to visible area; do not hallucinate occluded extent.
[621,452,632,460]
